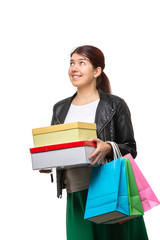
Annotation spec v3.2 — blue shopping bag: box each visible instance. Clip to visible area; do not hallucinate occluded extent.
[84,158,129,224]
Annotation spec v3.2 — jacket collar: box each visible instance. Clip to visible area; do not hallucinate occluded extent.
[57,89,116,135]
[95,89,116,135]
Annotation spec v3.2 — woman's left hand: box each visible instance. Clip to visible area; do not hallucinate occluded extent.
[89,138,112,165]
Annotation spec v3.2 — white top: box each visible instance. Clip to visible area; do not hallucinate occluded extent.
[64,99,100,124]
[64,99,100,193]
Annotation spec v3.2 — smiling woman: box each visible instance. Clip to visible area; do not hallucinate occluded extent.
[49,45,149,240]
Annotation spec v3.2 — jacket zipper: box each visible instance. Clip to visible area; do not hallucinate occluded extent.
[56,117,61,124]
[97,110,116,137]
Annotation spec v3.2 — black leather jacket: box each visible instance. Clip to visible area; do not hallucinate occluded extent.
[51,89,137,198]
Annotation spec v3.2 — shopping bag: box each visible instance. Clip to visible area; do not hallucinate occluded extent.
[125,157,144,216]
[84,157,130,224]
[125,153,160,212]
[109,142,159,212]
[105,142,159,223]
[106,157,144,224]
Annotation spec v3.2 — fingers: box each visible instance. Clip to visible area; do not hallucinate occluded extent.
[89,148,99,159]
[39,169,52,174]
[89,147,101,165]
[90,153,102,165]
[88,138,109,165]
[89,137,100,143]
[88,138,101,159]
[89,144,104,165]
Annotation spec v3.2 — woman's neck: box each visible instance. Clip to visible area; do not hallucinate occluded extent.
[72,86,100,106]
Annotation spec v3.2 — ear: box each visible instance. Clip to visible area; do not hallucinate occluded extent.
[94,67,102,78]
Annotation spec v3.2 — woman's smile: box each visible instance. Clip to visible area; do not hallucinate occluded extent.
[72,74,82,80]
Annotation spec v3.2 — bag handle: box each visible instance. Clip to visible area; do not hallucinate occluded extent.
[106,141,122,160]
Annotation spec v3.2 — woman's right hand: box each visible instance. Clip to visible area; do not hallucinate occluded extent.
[39,169,52,174]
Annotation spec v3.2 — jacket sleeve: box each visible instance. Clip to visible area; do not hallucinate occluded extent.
[50,104,66,198]
[115,99,137,158]
[51,105,57,125]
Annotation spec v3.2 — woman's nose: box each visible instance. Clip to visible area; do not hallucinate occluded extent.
[71,64,78,72]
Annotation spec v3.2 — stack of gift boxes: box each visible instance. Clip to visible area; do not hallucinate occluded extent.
[30,122,97,170]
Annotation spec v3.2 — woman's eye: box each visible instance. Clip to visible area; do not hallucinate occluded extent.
[70,62,74,66]
[80,61,85,65]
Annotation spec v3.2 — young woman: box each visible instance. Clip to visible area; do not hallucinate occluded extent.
[44,45,149,239]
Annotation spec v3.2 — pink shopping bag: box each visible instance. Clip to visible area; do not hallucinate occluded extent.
[124,153,160,212]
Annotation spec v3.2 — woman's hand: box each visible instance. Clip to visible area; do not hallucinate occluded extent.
[39,169,54,182]
[89,138,112,165]
[39,169,52,174]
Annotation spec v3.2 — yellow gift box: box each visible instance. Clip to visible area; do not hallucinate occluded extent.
[32,122,97,147]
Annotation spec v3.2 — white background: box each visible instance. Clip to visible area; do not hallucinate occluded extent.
[0,0,160,239]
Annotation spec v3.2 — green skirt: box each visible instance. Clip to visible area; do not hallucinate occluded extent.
[66,189,149,240]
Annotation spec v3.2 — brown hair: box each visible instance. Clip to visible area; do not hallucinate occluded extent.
[71,45,112,94]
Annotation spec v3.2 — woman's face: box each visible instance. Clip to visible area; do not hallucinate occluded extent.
[68,53,101,89]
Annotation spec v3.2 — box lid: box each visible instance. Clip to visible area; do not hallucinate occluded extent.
[30,140,96,154]
[32,122,96,135]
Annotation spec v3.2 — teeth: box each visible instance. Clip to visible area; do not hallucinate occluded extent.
[73,75,81,78]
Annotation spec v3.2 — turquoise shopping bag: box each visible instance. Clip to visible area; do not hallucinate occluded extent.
[84,158,129,224]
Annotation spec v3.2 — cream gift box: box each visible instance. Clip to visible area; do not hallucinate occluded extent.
[32,122,97,147]
[30,140,96,170]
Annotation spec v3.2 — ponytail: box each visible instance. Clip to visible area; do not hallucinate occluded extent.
[96,72,112,94]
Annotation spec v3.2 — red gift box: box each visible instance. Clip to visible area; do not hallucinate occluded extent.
[30,140,96,170]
